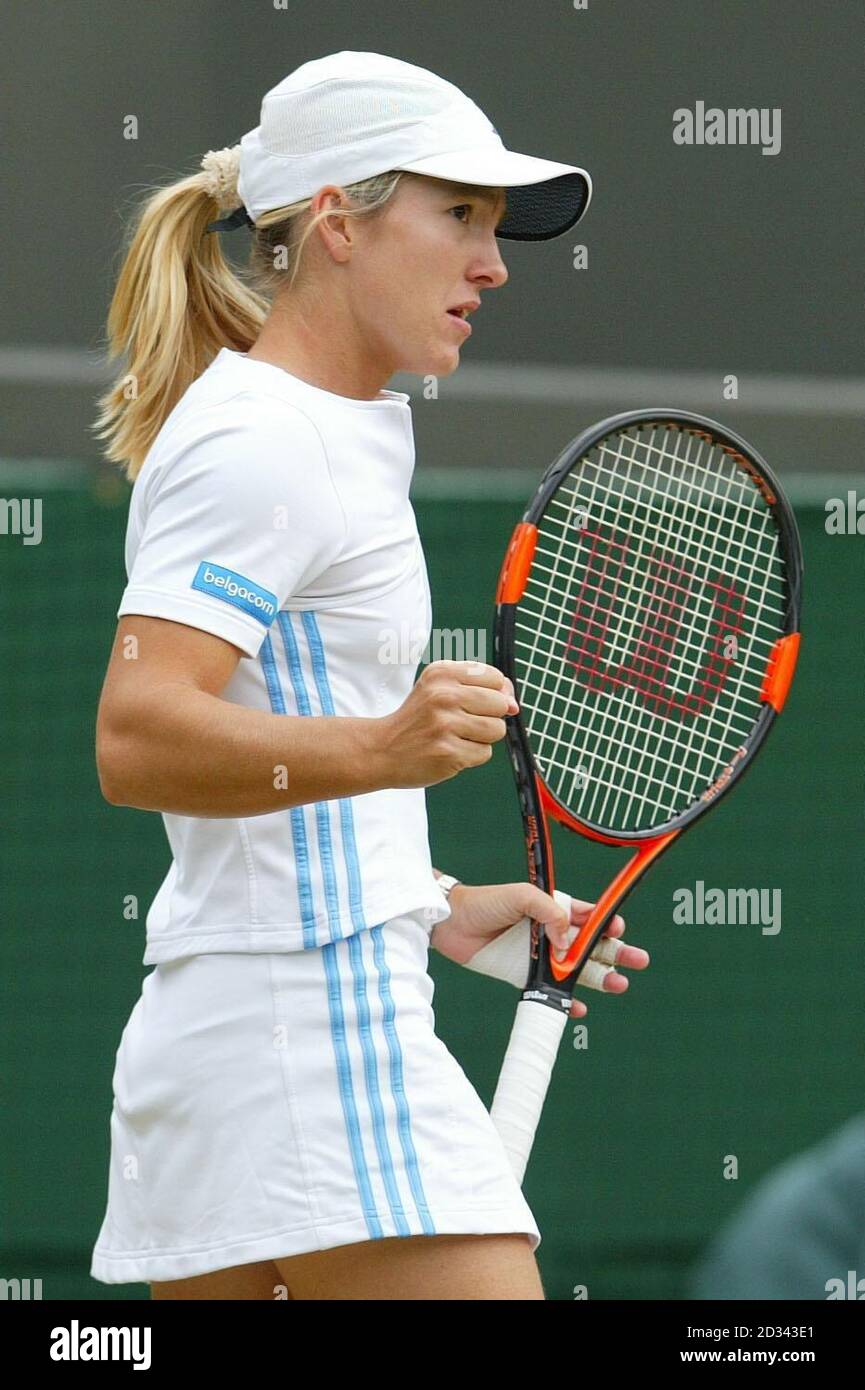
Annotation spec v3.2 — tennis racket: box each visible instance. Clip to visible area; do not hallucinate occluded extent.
[489,408,803,1183]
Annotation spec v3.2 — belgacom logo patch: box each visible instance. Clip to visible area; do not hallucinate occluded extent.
[192,561,277,626]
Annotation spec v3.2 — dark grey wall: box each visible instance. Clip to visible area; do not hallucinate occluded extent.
[0,0,860,459]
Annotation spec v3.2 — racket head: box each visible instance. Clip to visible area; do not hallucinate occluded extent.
[493,408,803,992]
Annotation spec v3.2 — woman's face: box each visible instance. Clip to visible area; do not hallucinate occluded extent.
[346,174,510,380]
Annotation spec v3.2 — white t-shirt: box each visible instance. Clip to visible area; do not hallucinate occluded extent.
[118,347,451,963]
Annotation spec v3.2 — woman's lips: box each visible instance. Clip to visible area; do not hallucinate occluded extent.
[446,311,472,336]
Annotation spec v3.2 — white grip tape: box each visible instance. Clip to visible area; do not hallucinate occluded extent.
[490,999,569,1185]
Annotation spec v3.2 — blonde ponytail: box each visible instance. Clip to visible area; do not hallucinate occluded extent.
[93,148,409,481]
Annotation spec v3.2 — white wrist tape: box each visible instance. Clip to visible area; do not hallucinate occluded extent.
[464,918,537,988]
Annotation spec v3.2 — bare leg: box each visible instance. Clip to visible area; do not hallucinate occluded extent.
[274,1233,544,1300]
[150,1260,287,1300]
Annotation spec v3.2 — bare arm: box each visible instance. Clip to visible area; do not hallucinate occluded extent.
[95,616,391,816]
[96,615,518,818]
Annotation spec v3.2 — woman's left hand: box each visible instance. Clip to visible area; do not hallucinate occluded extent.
[430,881,650,1019]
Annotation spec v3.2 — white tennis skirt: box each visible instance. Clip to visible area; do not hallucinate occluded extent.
[90,907,541,1284]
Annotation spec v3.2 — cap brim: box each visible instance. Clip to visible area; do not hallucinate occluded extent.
[395,146,592,240]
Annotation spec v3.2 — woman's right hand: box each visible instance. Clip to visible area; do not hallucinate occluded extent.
[373,660,519,787]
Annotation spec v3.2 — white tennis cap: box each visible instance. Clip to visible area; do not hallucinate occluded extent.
[233,50,592,241]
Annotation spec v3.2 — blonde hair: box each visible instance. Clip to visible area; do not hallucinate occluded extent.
[93,145,408,480]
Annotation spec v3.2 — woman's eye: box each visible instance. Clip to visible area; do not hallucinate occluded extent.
[450,205,471,222]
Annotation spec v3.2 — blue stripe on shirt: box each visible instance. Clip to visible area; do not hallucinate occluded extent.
[301,610,367,932]
[277,611,344,944]
[260,631,317,948]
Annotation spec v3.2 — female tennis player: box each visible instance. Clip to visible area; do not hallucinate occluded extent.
[89,51,650,1301]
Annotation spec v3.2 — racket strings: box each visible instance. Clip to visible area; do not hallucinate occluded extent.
[542,439,778,806]
[538,435,775,825]
[514,424,787,832]
[528,541,785,637]
[526,428,779,825]
[518,570,775,694]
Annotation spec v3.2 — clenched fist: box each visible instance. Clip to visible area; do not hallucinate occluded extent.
[374,660,519,788]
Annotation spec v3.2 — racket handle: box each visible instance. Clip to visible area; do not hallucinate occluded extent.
[490,998,569,1185]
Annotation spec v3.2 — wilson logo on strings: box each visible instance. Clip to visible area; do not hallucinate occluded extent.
[564,526,744,721]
